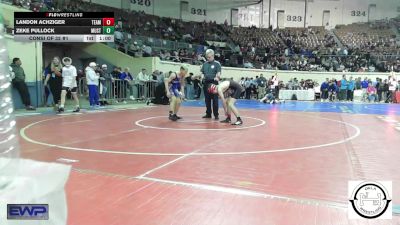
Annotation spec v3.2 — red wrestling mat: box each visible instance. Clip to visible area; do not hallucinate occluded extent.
[16,106,400,224]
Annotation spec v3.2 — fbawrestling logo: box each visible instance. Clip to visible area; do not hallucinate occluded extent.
[349,181,392,219]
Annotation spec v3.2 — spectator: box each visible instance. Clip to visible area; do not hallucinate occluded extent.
[361,77,369,101]
[376,78,383,102]
[185,72,194,100]
[388,75,397,103]
[339,74,348,101]
[10,58,35,110]
[192,73,202,99]
[111,66,122,79]
[347,76,355,101]
[244,78,251,99]
[120,67,135,100]
[142,45,152,57]
[367,82,377,102]
[137,68,149,98]
[12,0,23,7]
[243,60,254,68]
[355,77,362,90]
[328,80,337,101]
[154,70,165,85]
[85,62,100,108]
[320,78,329,102]
[383,79,390,103]
[99,64,113,105]
[257,74,267,97]
[114,29,123,43]
[45,56,63,110]
[42,66,52,107]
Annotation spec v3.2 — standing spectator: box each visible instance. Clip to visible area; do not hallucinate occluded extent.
[199,49,221,119]
[58,57,80,113]
[258,74,267,98]
[185,73,194,100]
[347,76,355,101]
[388,75,397,103]
[42,66,52,107]
[86,62,100,108]
[355,77,362,90]
[383,79,390,103]
[10,58,35,110]
[244,78,251,99]
[339,74,348,101]
[45,56,63,110]
[119,67,134,101]
[137,68,149,99]
[99,64,113,105]
[111,67,122,102]
[111,66,121,79]
[192,74,202,99]
[376,78,383,102]
[361,77,369,101]
[155,70,165,84]
[250,78,258,99]
[237,52,244,67]
[320,78,329,102]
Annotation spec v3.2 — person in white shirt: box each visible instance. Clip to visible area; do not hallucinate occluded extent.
[137,68,149,98]
[58,57,79,113]
[86,62,100,108]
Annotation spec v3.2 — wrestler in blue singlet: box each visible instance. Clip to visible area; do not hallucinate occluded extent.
[169,74,181,97]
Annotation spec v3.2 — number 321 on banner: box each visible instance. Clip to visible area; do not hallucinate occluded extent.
[102,18,114,26]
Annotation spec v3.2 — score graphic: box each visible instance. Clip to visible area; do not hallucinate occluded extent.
[14,12,115,42]
[102,18,115,35]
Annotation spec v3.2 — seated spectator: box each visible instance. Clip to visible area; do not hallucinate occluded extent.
[114,29,123,43]
[367,82,378,102]
[12,0,23,7]
[129,42,141,57]
[243,61,254,68]
[10,58,35,110]
[142,45,152,57]
[328,80,337,101]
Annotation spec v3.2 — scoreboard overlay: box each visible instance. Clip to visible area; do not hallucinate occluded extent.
[14,12,114,42]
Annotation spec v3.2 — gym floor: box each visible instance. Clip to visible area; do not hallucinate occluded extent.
[16,100,400,224]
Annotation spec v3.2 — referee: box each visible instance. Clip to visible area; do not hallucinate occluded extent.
[201,49,221,119]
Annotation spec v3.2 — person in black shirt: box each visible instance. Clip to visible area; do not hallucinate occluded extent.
[194,49,221,120]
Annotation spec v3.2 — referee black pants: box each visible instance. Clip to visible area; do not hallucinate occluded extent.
[203,80,219,117]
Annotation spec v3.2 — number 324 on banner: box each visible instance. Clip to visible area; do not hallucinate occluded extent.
[102,18,114,26]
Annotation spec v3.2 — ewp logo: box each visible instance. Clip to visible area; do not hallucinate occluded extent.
[7,204,49,220]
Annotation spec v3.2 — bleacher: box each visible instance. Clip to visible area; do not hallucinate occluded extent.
[334,22,398,54]
[3,0,399,72]
[278,26,336,50]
